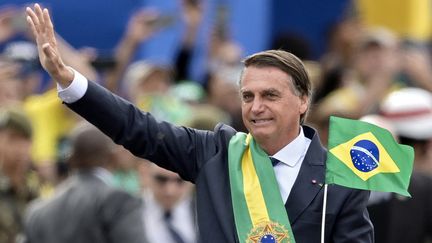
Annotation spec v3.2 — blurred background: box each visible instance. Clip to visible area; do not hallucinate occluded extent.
[1,0,432,242]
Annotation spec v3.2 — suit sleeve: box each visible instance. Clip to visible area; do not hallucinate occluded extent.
[331,189,374,242]
[67,81,218,182]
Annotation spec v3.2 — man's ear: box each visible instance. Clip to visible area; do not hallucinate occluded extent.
[299,95,308,114]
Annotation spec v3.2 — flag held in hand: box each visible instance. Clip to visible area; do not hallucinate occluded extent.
[325,116,414,197]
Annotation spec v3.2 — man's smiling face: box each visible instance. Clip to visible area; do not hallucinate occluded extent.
[240,66,308,152]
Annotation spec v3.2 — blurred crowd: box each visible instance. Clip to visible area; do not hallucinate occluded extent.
[1,0,432,243]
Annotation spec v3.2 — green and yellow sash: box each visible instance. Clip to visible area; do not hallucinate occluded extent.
[228,133,295,243]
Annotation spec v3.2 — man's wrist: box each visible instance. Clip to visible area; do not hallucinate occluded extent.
[54,66,75,88]
[57,67,88,103]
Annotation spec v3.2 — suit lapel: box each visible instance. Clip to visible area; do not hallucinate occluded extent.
[285,127,326,225]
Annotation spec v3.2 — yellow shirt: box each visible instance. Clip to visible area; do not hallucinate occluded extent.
[23,89,77,166]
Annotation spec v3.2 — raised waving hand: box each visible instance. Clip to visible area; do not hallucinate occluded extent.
[26,3,74,86]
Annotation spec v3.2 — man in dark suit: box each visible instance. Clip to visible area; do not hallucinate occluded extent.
[365,92,432,243]
[367,172,432,243]
[26,4,373,242]
[142,163,197,243]
[23,124,147,243]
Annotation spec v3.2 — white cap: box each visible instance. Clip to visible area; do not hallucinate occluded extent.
[124,61,158,89]
[123,60,172,90]
[360,114,396,137]
[380,87,432,140]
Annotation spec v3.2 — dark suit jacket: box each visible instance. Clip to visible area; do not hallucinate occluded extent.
[67,81,374,243]
[24,170,147,243]
[368,172,432,243]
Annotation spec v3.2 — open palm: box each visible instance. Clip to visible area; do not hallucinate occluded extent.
[26,3,73,86]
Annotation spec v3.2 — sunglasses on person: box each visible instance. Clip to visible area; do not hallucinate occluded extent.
[153,174,185,185]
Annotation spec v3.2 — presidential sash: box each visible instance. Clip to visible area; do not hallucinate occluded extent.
[228,133,296,243]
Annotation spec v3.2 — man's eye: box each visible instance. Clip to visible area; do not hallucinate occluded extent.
[242,94,253,102]
[265,93,278,99]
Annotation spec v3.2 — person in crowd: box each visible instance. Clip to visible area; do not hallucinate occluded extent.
[400,39,432,92]
[2,40,43,98]
[314,13,364,105]
[102,8,162,92]
[315,27,402,119]
[23,123,147,243]
[123,60,192,125]
[25,4,373,242]
[206,60,246,132]
[0,58,24,106]
[110,144,142,195]
[142,163,196,243]
[0,107,37,243]
[360,114,432,243]
[380,87,432,174]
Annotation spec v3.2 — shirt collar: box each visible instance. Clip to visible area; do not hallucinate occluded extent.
[271,127,311,167]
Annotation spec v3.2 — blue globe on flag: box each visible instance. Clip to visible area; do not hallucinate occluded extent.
[350,140,379,172]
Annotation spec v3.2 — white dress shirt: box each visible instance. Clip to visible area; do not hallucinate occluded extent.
[58,68,312,202]
[271,127,311,202]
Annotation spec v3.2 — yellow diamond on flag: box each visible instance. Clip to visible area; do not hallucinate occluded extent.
[329,132,400,181]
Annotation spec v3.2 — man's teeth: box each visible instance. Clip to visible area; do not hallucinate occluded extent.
[253,119,272,123]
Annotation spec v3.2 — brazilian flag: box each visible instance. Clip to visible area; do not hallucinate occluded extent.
[325,116,414,197]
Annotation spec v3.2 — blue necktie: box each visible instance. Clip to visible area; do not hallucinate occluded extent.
[270,157,280,167]
[163,211,186,243]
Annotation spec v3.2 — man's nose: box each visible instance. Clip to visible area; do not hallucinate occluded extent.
[251,97,264,113]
